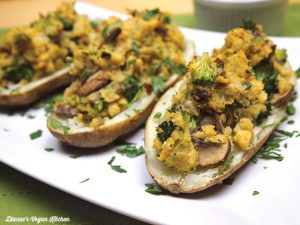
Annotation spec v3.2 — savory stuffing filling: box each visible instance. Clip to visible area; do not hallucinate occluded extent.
[54,9,187,128]
[153,24,294,173]
[0,2,99,88]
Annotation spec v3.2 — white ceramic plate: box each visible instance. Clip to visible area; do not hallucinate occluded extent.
[1,2,300,225]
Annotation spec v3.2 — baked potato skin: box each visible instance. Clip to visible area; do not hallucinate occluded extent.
[0,72,73,107]
[48,99,156,148]
[145,61,296,194]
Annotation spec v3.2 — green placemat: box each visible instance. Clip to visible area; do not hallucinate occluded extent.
[172,4,300,37]
[0,162,146,225]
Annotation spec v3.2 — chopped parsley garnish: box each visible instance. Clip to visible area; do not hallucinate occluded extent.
[131,42,140,55]
[114,140,133,146]
[254,129,300,162]
[145,183,165,195]
[3,64,34,83]
[50,118,70,134]
[29,130,42,140]
[79,178,90,184]
[107,156,127,173]
[288,120,294,125]
[296,67,300,78]
[152,76,165,95]
[121,76,143,103]
[45,148,54,152]
[27,114,35,119]
[242,20,256,31]
[157,120,176,143]
[154,112,162,118]
[152,57,186,76]
[142,8,160,21]
[117,143,145,158]
[218,155,234,174]
[222,178,235,185]
[286,104,296,115]
[70,154,81,159]
[102,20,122,37]
[252,190,260,196]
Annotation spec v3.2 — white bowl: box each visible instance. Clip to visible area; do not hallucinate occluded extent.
[194,0,288,35]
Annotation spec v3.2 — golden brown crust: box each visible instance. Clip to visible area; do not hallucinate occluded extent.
[0,72,73,107]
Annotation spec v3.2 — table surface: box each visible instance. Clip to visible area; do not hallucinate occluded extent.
[0,1,299,225]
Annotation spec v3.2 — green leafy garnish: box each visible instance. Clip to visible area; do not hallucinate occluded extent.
[27,114,35,119]
[3,64,33,83]
[117,143,145,158]
[218,155,234,174]
[190,53,218,86]
[107,156,127,173]
[45,148,54,152]
[154,112,162,118]
[79,178,89,184]
[30,130,42,140]
[222,178,235,185]
[145,183,165,195]
[157,120,176,143]
[131,42,140,55]
[242,20,256,31]
[275,48,287,62]
[121,76,143,103]
[296,67,300,78]
[70,154,81,159]
[287,104,296,115]
[152,76,165,95]
[102,21,122,37]
[50,118,70,134]
[252,190,260,196]
[142,9,160,21]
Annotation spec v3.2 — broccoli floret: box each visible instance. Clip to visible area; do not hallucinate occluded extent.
[275,48,287,62]
[190,53,218,86]
[157,121,176,143]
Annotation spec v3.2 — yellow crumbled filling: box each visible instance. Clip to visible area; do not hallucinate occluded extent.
[233,118,254,150]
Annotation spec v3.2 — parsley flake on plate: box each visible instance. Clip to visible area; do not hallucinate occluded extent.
[29,130,42,140]
[107,156,127,173]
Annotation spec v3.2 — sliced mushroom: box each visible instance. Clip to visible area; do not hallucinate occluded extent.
[55,104,77,118]
[76,71,110,96]
[198,114,225,133]
[192,137,230,167]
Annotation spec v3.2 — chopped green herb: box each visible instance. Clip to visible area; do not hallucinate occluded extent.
[131,42,140,55]
[3,64,33,83]
[145,183,165,195]
[117,143,145,158]
[121,76,143,103]
[29,130,42,140]
[142,9,160,21]
[133,108,141,113]
[219,155,234,174]
[70,154,81,159]
[102,21,122,37]
[242,20,256,31]
[157,120,176,143]
[114,140,133,146]
[163,16,171,23]
[127,59,136,67]
[107,156,127,173]
[90,21,99,30]
[50,118,70,134]
[152,76,165,95]
[284,143,288,148]
[27,114,35,119]
[222,178,235,185]
[296,67,300,78]
[154,112,162,118]
[288,120,294,125]
[45,148,54,152]
[287,104,296,115]
[263,166,268,169]
[80,178,89,184]
[252,190,260,196]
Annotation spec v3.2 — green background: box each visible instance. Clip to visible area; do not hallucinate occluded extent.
[1,4,299,225]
